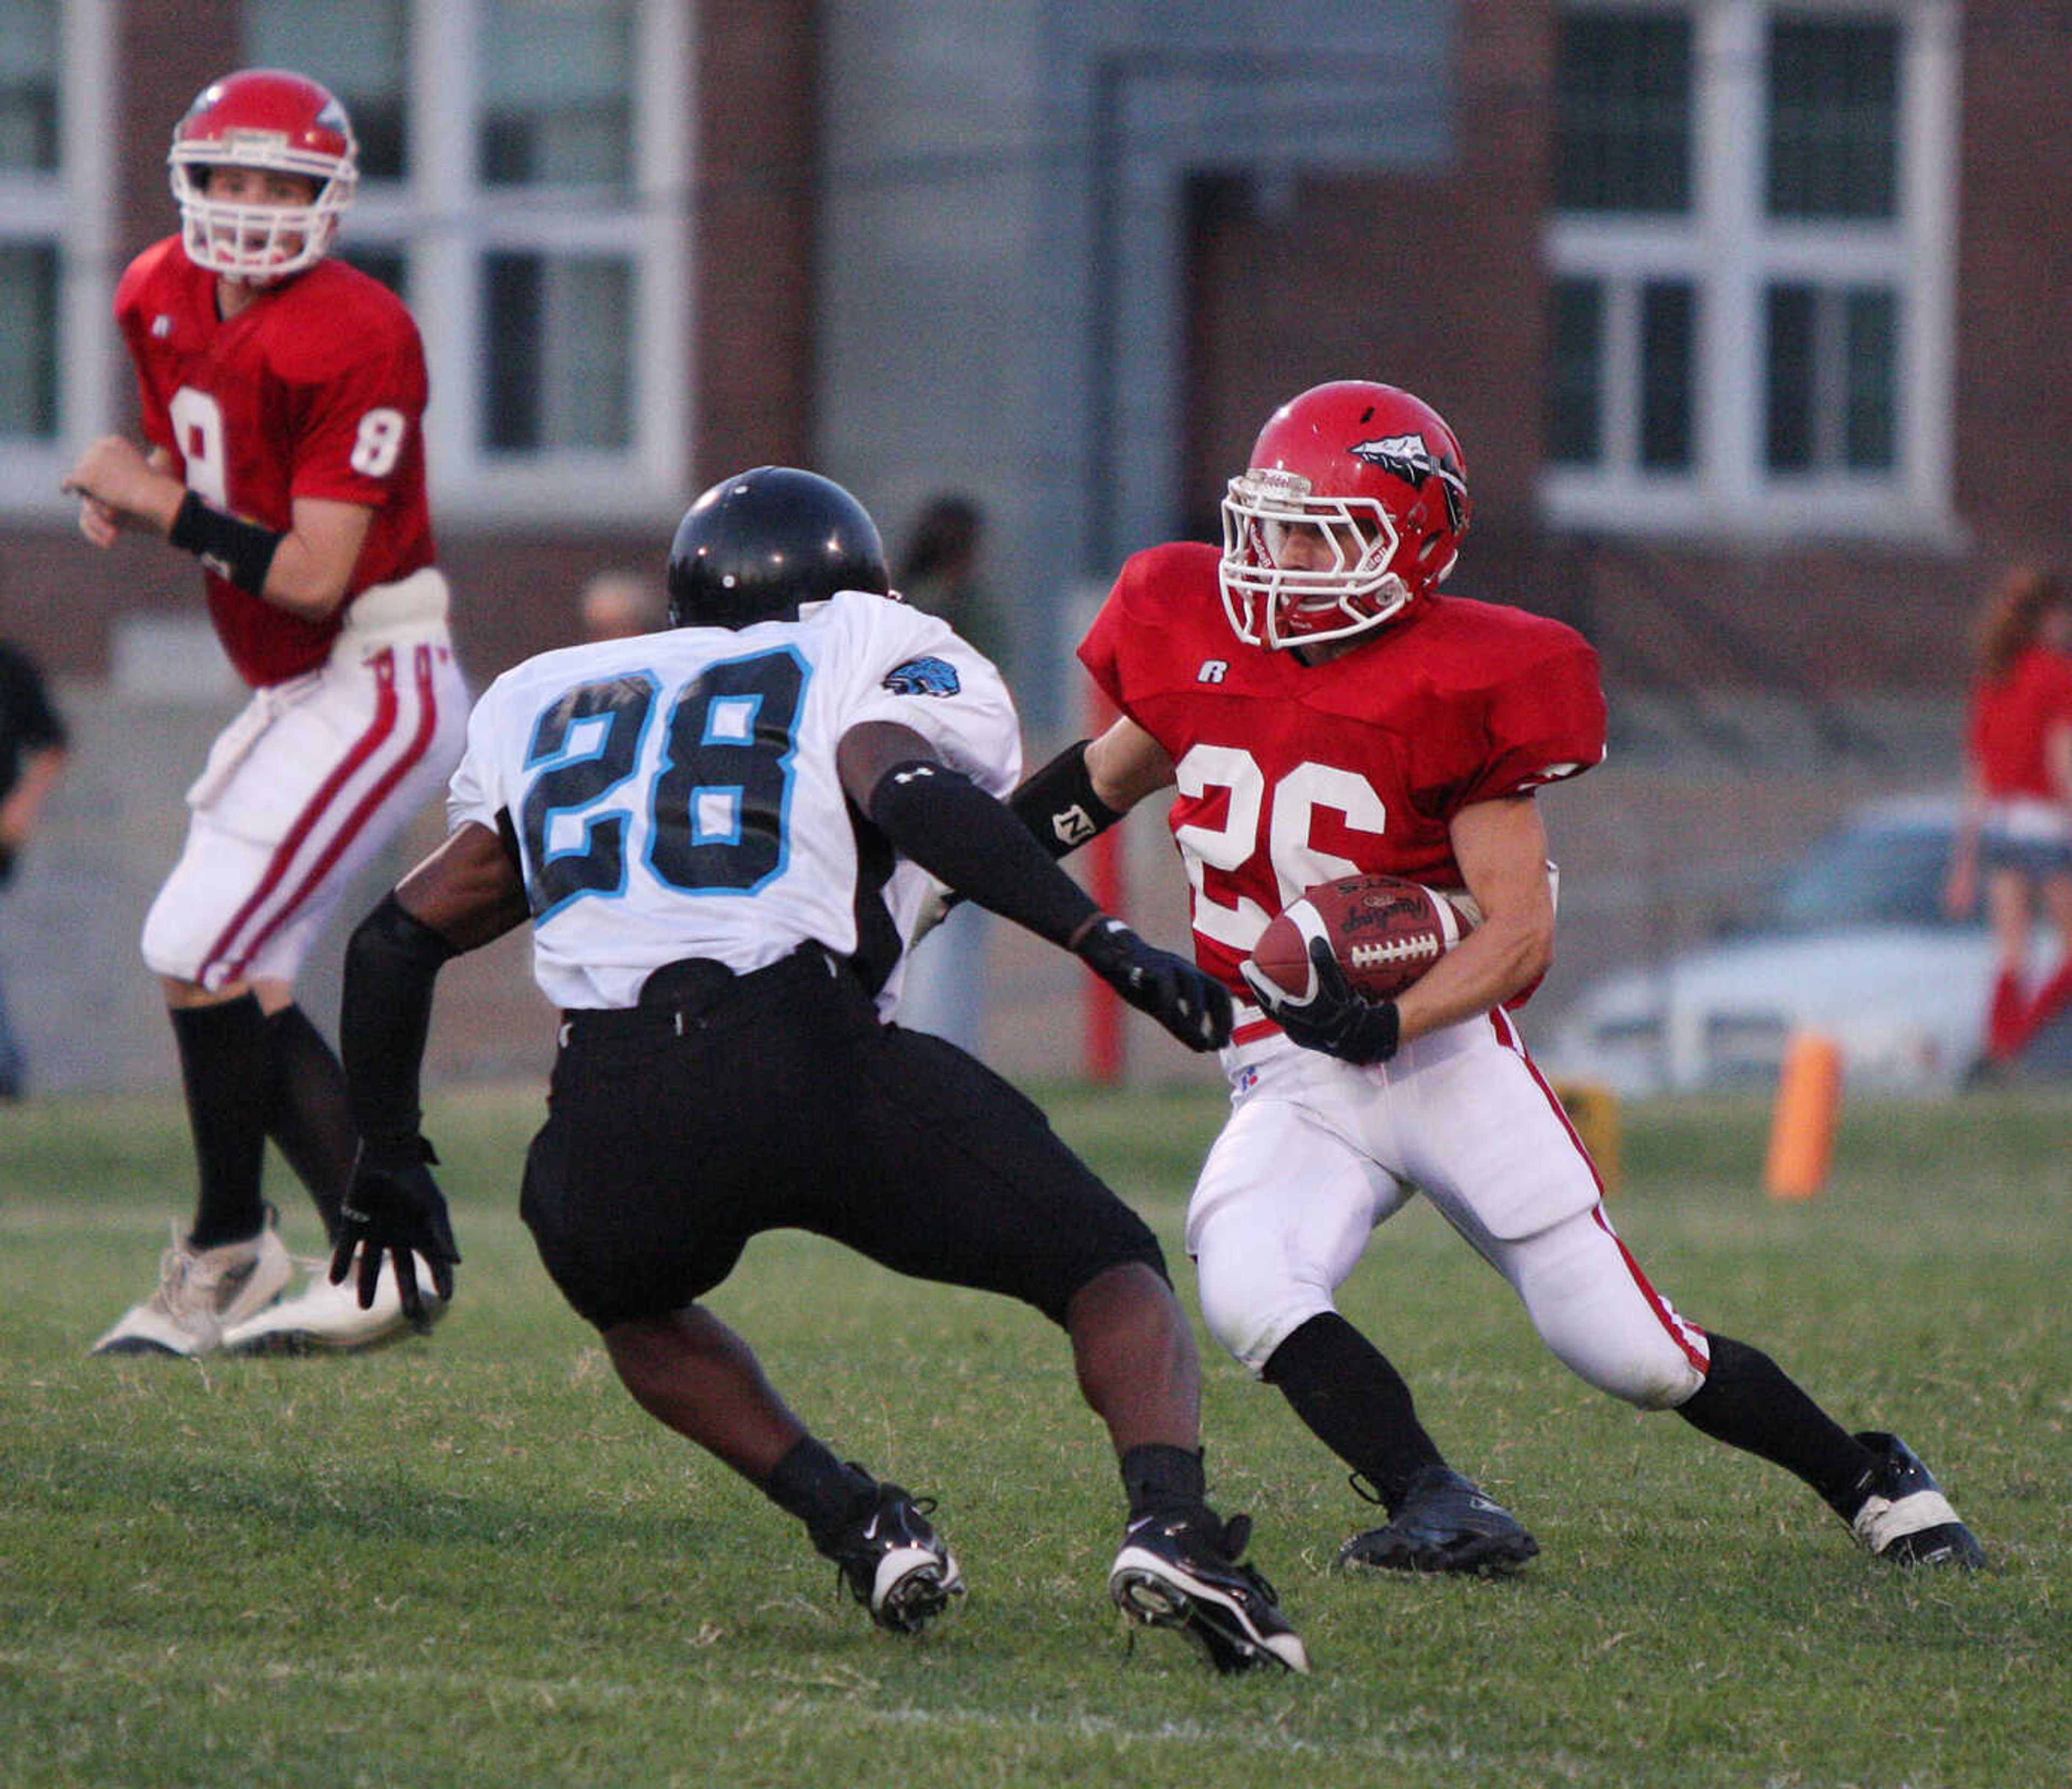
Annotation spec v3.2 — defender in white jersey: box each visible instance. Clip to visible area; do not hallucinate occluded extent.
[325,468,1307,1673]
[449,583,1012,1012]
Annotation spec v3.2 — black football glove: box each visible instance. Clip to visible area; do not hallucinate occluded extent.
[1074,917,1233,1052]
[1240,934,1402,1065]
[328,1135,459,1323]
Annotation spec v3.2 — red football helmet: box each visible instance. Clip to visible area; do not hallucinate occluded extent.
[1218,380,1471,650]
[168,69,358,282]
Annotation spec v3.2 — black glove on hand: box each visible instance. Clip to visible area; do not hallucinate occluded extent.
[328,1136,459,1322]
[1239,934,1402,1065]
[1074,917,1233,1052]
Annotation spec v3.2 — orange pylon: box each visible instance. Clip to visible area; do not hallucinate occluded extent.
[1764,1031,1843,1200]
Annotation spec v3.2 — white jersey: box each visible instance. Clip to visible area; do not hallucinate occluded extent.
[449,590,1022,1010]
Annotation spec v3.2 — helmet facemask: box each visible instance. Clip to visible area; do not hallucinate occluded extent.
[1218,470,1413,650]
[167,72,358,283]
[171,153,352,282]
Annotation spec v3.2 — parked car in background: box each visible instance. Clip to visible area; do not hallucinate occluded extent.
[1542,795,2072,1094]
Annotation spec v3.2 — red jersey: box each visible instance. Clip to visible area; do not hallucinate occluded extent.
[1080,541,1606,1000]
[1967,645,2072,801]
[114,236,437,687]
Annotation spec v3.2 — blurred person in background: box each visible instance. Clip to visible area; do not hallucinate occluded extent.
[579,567,666,642]
[1944,566,2072,1070]
[897,494,1002,663]
[0,639,70,1101]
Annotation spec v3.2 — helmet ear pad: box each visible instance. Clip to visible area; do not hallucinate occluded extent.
[1409,527,1458,587]
[666,466,890,630]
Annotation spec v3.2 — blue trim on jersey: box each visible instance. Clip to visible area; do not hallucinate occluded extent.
[689,784,745,848]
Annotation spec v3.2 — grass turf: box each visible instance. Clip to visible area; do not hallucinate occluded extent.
[1,1080,2067,1788]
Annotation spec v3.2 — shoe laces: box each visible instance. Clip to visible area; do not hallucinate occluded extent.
[865,1480,938,1534]
[1352,1464,1469,1520]
[148,1229,250,1319]
[827,1484,937,1560]
[146,1237,200,1318]
[876,1491,939,1554]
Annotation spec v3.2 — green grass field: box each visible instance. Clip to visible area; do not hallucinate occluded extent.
[3,1081,2067,1789]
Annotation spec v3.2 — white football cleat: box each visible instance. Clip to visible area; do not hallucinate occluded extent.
[91,1214,296,1357]
[220,1250,447,1355]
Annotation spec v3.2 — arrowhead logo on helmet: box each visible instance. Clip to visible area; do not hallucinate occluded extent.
[1350,433,1469,533]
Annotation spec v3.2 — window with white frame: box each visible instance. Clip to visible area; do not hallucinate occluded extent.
[1541,1,1958,542]
[0,1,60,444]
[0,0,112,514]
[244,0,689,522]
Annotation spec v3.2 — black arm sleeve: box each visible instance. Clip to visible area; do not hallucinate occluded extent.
[168,491,285,597]
[1007,737,1123,860]
[340,892,461,1163]
[867,759,1101,948]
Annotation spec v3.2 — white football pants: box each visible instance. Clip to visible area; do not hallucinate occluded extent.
[1187,1007,1710,1409]
[142,577,468,991]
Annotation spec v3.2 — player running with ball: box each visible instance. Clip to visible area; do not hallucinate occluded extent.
[1009,379,1985,1577]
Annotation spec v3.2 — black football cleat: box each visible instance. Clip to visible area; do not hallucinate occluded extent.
[1338,1465,1539,1577]
[819,1478,966,1633]
[1850,1432,1985,1569]
[1109,1508,1310,1675]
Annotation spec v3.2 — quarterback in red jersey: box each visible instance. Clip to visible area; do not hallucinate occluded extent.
[1014,380,1982,1574]
[65,69,468,1359]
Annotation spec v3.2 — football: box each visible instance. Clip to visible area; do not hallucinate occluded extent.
[1246,874,1480,1003]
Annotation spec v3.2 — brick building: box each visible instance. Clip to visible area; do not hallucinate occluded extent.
[1,1,2066,1090]
[5,2,2064,698]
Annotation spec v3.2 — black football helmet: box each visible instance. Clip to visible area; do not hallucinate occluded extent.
[666,466,891,629]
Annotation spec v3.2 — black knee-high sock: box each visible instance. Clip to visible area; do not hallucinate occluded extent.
[263,1004,356,1243]
[1261,1312,1447,1511]
[171,995,271,1249]
[1676,1332,1882,1518]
